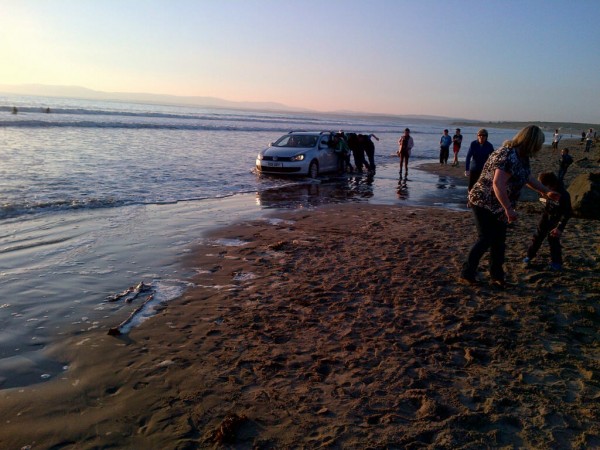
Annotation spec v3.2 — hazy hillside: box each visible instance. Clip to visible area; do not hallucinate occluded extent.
[0,83,308,113]
[0,83,468,122]
[4,84,596,130]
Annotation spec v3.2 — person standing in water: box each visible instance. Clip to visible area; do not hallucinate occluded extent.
[439,129,452,165]
[397,128,414,180]
[364,133,379,173]
[452,128,463,166]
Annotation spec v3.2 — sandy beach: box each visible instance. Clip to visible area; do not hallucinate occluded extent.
[1,138,599,449]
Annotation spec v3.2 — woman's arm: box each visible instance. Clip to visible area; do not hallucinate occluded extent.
[526,175,561,201]
[493,169,517,223]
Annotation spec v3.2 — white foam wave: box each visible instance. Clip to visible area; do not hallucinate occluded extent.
[209,238,249,247]
[117,279,191,334]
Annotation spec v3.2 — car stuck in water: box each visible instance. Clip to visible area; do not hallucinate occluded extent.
[256,131,338,178]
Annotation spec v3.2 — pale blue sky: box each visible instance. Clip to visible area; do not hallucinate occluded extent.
[1,0,599,122]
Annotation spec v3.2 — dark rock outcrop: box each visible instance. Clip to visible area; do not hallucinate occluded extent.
[568,173,600,219]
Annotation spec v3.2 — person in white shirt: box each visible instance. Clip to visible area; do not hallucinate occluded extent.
[552,129,562,150]
[585,128,593,152]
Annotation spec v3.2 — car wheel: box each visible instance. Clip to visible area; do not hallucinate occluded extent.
[308,161,319,178]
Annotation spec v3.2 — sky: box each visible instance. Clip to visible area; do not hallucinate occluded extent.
[1,0,599,123]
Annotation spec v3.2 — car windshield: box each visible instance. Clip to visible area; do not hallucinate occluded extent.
[273,135,318,148]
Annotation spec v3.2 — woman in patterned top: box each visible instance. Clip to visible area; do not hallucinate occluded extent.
[459,125,560,288]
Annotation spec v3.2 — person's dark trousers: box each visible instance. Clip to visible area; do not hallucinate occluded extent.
[345,152,353,172]
[336,152,345,174]
[468,170,482,191]
[527,217,563,264]
[558,168,567,182]
[365,149,375,171]
[461,205,507,281]
[440,146,450,164]
[352,149,368,171]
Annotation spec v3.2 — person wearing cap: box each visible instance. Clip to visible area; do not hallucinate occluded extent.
[452,128,463,166]
[465,129,494,191]
[397,128,414,179]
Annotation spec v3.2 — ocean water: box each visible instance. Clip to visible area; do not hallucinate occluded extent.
[0,94,521,388]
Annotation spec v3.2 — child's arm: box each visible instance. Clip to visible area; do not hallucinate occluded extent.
[550,193,573,237]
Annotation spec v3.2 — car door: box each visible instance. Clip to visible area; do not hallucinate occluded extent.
[317,134,336,173]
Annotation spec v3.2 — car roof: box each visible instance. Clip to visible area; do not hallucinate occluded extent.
[287,131,332,135]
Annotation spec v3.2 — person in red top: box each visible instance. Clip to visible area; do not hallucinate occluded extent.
[452,128,463,166]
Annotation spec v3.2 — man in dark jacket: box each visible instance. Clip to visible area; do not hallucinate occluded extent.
[464,128,494,191]
[557,148,573,182]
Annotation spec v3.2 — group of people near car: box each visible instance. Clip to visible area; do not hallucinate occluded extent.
[331,131,379,175]
[396,125,574,289]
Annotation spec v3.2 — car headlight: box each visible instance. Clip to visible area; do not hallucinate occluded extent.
[290,154,305,162]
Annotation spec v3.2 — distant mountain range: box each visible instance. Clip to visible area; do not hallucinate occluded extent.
[0,83,462,122]
[0,83,313,113]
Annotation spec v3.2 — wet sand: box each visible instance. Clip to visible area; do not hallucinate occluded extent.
[0,139,599,449]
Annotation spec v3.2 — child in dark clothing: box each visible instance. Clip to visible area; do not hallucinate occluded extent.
[557,148,573,182]
[523,172,572,270]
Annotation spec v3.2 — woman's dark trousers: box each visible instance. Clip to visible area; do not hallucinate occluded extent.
[461,205,507,281]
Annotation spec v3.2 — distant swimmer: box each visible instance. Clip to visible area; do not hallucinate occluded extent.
[45,107,51,113]
[12,106,18,114]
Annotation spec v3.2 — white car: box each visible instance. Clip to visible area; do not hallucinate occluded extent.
[256,131,338,178]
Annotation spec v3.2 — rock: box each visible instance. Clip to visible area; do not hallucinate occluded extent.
[568,173,600,219]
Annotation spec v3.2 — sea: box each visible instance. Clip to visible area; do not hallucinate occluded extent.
[0,94,523,389]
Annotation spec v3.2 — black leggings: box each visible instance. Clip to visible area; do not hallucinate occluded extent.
[461,205,507,281]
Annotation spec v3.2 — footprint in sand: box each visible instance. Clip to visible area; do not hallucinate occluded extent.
[522,272,550,283]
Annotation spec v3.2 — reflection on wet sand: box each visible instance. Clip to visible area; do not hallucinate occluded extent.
[396,178,409,200]
[347,173,374,199]
[255,174,376,209]
[436,175,458,190]
[255,162,471,211]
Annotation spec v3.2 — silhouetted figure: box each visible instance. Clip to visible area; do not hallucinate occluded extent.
[557,148,573,182]
[397,128,413,179]
[364,133,378,173]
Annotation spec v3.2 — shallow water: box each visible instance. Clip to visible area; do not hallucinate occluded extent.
[0,95,521,388]
[0,164,468,388]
